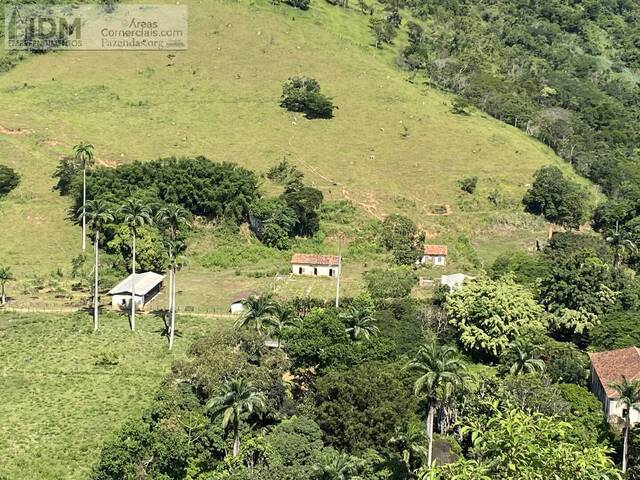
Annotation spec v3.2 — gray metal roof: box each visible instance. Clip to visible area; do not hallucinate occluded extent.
[108,272,165,296]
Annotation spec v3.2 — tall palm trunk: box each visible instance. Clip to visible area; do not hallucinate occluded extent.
[82,167,87,251]
[130,231,136,332]
[93,230,100,331]
[426,404,435,466]
[1,282,6,305]
[169,266,176,350]
[623,420,630,473]
[233,423,241,456]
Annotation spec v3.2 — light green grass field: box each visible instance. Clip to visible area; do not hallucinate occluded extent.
[0,310,230,480]
[0,0,589,308]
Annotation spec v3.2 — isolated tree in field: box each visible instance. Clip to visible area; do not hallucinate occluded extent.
[206,377,266,457]
[281,76,335,119]
[523,165,588,235]
[339,305,380,341]
[156,204,190,350]
[0,266,15,305]
[121,198,153,332]
[73,142,95,251]
[235,294,277,334]
[266,302,299,348]
[0,165,20,198]
[406,341,467,466]
[79,198,114,331]
[611,377,640,473]
[505,339,545,375]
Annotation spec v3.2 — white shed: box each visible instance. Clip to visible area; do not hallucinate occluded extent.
[588,347,640,425]
[441,273,474,291]
[291,253,341,277]
[230,290,258,314]
[108,272,165,311]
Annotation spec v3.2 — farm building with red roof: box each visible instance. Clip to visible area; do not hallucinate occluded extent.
[588,346,640,423]
[291,253,341,277]
[421,245,448,267]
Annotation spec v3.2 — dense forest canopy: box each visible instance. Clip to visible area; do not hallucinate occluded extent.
[398,0,640,205]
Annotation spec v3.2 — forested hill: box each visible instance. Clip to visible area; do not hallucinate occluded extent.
[395,0,639,200]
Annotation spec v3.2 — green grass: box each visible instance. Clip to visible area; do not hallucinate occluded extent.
[0,310,230,480]
[0,0,579,283]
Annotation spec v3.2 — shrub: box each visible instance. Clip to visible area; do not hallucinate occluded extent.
[457,176,478,194]
[0,165,20,197]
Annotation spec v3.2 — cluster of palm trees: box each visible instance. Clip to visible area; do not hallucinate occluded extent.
[79,195,189,349]
[236,295,381,347]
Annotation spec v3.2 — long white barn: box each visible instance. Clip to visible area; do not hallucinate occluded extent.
[291,253,341,277]
[108,272,165,311]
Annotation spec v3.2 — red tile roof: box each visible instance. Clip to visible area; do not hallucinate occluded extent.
[588,347,640,398]
[424,245,448,256]
[291,253,341,266]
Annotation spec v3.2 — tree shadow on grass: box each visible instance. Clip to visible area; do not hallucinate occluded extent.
[150,309,183,345]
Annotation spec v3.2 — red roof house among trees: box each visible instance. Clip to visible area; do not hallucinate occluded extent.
[421,245,448,266]
[588,346,640,423]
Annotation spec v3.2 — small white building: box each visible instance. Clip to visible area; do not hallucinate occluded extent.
[291,253,341,277]
[441,273,474,291]
[230,290,258,314]
[421,245,448,266]
[108,272,165,311]
[588,347,640,425]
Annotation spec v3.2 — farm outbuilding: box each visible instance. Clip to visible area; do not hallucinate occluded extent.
[588,346,640,425]
[441,273,474,290]
[229,290,258,314]
[291,253,341,277]
[108,272,165,311]
[421,245,448,266]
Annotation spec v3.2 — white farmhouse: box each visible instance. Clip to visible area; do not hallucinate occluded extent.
[421,245,448,266]
[108,272,165,311]
[229,290,258,314]
[291,253,341,277]
[588,346,640,425]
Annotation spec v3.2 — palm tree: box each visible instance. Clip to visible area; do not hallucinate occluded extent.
[611,376,640,473]
[388,425,429,477]
[79,198,114,331]
[312,452,360,480]
[266,302,299,348]
[339,306,380,341]
[0,266,15,305]
[506,339,545,375]
[406,341,467,467]
[235,294,277,334]
[206,377,266,456]
[120,198,152,332]
[607,221,637,268]
[156,204,190,350]
[73,142,95,251]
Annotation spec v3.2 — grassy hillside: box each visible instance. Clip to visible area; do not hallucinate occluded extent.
[0,310,229,480]
[0,0,582,306]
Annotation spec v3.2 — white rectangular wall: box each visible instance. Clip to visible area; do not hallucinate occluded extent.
[291,264,339,277]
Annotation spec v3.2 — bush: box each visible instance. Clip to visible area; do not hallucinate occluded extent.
[0,165,20,197]
[285,0,310,9]
[457,176,478,193]
[281,77,335,119]
[364,266,417,303]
